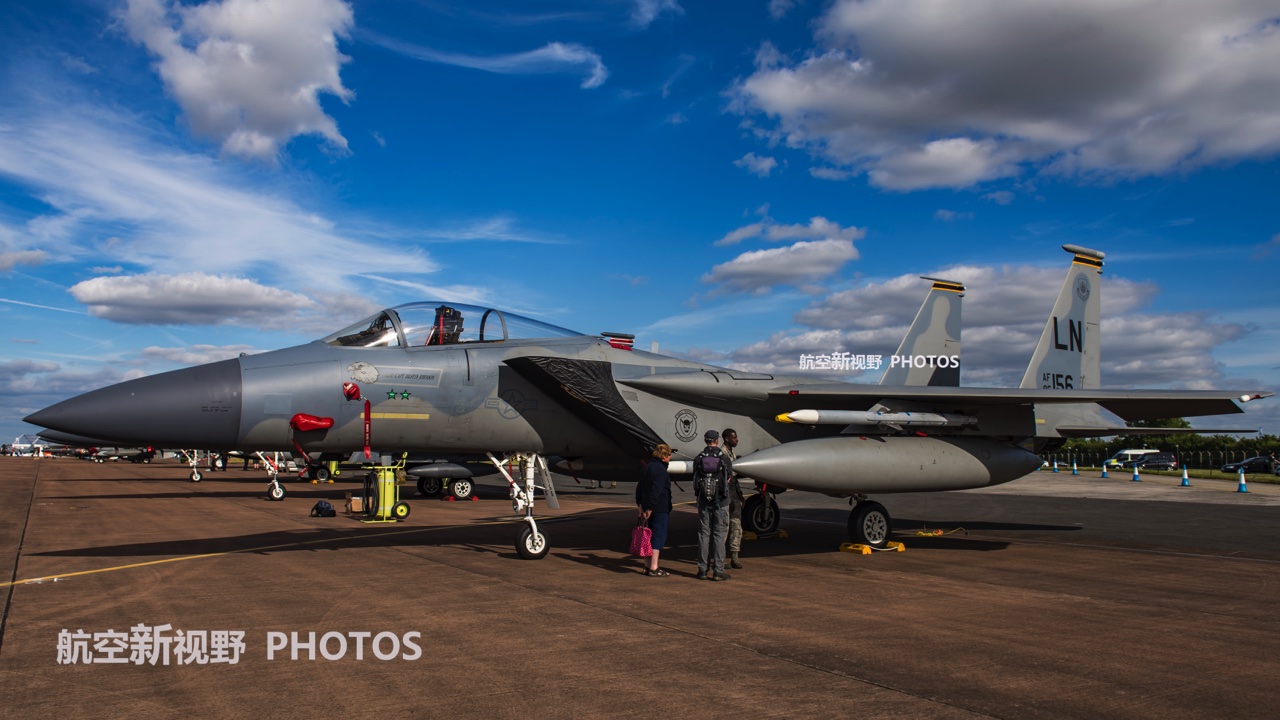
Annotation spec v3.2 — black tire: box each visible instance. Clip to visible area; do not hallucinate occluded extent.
[392,502,411,520]
[268,484,286,501]
[448,478,474,500]
[417,477,443,497]
[315,466,331,482]
[742,493,781,535]
[212,455,225,470]
[516,526,550,560]
[190,470,202,483]
[848,501,891,548]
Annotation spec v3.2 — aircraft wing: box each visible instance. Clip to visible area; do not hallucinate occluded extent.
[773,384,1268,421]
[1052,425,1260,438]
[620,373,1271,422]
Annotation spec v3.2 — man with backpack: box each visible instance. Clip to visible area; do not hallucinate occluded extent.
[694,430,733,581]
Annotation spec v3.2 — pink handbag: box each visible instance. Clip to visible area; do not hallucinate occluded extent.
[630,518,653,557]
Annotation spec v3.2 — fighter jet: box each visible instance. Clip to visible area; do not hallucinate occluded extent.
[25,246,1270,558]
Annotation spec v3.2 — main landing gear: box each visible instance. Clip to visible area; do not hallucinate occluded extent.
[488,452,559,559]
[416,477,474,501]
[847,496,891,549]
[740,491,894,549]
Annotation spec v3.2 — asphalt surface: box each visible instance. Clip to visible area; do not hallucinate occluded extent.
[2,456,1279,719]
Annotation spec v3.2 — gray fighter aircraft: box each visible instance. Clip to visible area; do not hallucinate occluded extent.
[25,247,1269,557]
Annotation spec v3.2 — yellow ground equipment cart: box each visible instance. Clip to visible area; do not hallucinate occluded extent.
[360,454,410,523]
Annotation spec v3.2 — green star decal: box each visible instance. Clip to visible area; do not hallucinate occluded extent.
[399,391,411,400]
[387,390,397,399]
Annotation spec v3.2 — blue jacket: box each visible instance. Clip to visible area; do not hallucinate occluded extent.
[636,459,672,513]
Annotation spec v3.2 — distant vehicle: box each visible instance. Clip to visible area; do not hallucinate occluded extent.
[1132,452,1178,470]
[1106,449,1159,468]
[1220,457,1278,475]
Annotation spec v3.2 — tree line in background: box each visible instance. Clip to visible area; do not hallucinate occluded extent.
[1048,419,1278,469]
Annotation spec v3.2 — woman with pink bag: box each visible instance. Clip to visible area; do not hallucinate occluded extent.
[636,443,674,576]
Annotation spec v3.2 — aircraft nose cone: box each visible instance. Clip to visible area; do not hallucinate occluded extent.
[25,359,243,448]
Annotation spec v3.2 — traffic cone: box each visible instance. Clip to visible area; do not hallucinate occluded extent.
[1131,466,1141,482]
[1179,467,1190,487]
[1237,468,1249,493]
[1101,464,1109,478]
[1052,460,1059,473]
[1071,461,1079,476]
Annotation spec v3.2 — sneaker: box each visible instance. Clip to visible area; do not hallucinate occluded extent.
[695,569,707,580]
[712,572,731,581]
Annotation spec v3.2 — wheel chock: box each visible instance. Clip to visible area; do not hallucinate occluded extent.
[446,496,455,502]
[310,479,318,484]
[470,496,479,502]
[840,541,906,555]
[743,531,758,541]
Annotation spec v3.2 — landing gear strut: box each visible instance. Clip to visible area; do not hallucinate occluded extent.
[256,452,287,501]
[489,452,558,559]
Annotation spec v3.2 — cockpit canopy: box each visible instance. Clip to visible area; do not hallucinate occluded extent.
[323,302,584,349]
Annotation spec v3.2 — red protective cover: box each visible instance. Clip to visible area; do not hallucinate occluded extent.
[290,414,334,432]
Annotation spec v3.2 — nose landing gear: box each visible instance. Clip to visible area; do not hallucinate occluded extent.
[488,452,558,559]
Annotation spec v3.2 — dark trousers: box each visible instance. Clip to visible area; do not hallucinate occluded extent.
[697,499,730,572]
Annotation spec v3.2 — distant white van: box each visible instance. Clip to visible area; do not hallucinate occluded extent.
[1105,449,1159,468]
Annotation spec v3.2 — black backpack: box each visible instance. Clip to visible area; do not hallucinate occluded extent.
[310,500,336,518]
[693,451,728,503]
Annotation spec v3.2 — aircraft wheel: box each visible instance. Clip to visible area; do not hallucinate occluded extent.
[190,470,202,483]
[448,478,474,500]
[315,466,331,482]
[516,526,550,560]
[268,484,286,501]
[742,493,781,535]
[417,477,443,497]
[212,455,225,470]
[391,501,411,520]
[849,501,891,548]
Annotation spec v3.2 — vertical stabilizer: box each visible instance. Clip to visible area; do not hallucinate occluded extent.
[1019,245,1103,390]
[881,277,964,387]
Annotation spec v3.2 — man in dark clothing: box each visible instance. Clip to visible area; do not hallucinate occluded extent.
[636,443,674,576]
[694,430,733,581]
[722,428,745,569]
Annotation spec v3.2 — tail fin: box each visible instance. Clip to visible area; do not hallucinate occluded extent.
[880,277,964,387]
[1019,245,1103,391]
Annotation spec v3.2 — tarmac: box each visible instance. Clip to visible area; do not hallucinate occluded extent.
[2,456,1280,719]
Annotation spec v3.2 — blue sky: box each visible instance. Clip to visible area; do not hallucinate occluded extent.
[2,0,1278,442]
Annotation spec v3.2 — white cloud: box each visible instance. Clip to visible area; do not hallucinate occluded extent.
[0,104,438,292]
[364,32,608,89]
[810,166,854,181]
[715,216,864,247]
[730,0,1280,189]
[0,250,46,271]
[123,0,355,161]
[734,152,779,177]
[140,344,261,365]
[630,0,684,29]
[768,1,803,21]
[70,273,316,325]
[984,191,1015,205]
[703,238,858,294]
